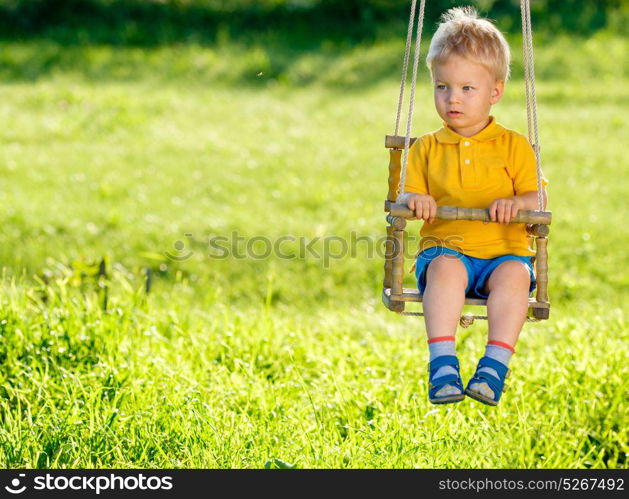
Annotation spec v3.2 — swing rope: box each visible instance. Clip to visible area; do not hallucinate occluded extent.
[396,0,426,199]
[394,0,545,211]
[394,0,418,137]
[521,0,544,212]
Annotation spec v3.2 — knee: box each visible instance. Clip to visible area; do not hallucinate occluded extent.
[426,255,468,284]
[488,261,530,290]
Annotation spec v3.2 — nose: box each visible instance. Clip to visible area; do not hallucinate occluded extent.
[447,90,461,104]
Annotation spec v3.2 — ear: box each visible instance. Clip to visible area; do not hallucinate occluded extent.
[490,80,505,104]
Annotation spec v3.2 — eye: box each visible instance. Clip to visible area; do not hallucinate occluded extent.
[436,84,447,90]
[463,85,474,91]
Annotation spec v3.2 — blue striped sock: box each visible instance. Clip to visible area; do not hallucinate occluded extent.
[428,337,457,380]
[477,343,513,379]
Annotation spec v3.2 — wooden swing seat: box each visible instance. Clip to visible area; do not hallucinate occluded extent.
[382,0,551,327]
[382,288,550,318]
[382,140,552,325]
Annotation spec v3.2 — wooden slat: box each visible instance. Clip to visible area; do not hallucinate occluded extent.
[387,149,402,203]
[385,213,407,229]
[382,287,405,312]
[384,287,550,309]
[526,224,550,237]
[535,237,549,303]
[391,229,405,297]
[385,135,418,149]
[385,201,552,225]
[383,225,394,289]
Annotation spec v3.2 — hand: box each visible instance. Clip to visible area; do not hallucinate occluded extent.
[485,197,522,225]
[406,193,437,224]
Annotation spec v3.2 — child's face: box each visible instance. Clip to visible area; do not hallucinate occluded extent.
[432,55,504,137]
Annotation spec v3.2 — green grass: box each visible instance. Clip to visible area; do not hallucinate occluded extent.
[0,32,627,468]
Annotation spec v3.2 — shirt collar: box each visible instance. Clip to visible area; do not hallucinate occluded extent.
[434,116,506,144]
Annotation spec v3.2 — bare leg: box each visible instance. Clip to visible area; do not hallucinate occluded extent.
[423,254,468,339]
[422,254,468,397]
[468,260,531,398]
[486,260,530,346]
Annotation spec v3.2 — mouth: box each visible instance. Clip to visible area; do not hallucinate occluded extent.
[447,111,463,118]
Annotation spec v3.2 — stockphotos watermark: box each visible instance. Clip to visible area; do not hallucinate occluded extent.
[164,232,464,267]
[2,472,172,495]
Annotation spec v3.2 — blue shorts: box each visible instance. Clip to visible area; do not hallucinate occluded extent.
[415,247,536,299]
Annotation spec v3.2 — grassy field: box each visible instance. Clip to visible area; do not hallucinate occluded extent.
[0,31,627,468]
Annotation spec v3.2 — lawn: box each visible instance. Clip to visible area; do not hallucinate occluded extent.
[0,31,627,468]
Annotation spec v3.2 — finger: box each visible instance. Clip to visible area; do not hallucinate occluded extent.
[489,203,496,222]
[504,208,512,224]
[410,200,421,220]
[504,203,512,223]
[421,200,431,221]
[428,201,436,224]
[497,203,506,224]
[416,206,423,221]
[412,200,420,220]
[416,201,425,221]
[511,204,519,220]
[416,200,423,219]
[408,200,417,218]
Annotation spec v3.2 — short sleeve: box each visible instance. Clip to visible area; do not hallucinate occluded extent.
[508,134,549,195]
[403,137,429,195]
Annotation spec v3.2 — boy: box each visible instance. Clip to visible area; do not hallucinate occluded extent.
[398,7,548,406]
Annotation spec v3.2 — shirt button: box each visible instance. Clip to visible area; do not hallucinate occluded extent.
[464,159,470,164]
[464,141,470,146]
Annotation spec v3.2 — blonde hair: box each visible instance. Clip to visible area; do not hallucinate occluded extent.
[426,6,511,81]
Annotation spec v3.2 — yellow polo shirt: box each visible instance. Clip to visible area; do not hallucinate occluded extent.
[404,116,548,259]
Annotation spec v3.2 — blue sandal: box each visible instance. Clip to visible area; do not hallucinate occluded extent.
[464,356,510,406]
[428,355,465,404]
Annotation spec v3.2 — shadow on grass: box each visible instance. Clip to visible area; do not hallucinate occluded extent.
[0,19,413,89]
[0,0,618,46]
[0,2,624,88]
[1,31,625,93]
[0,1,417,47]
